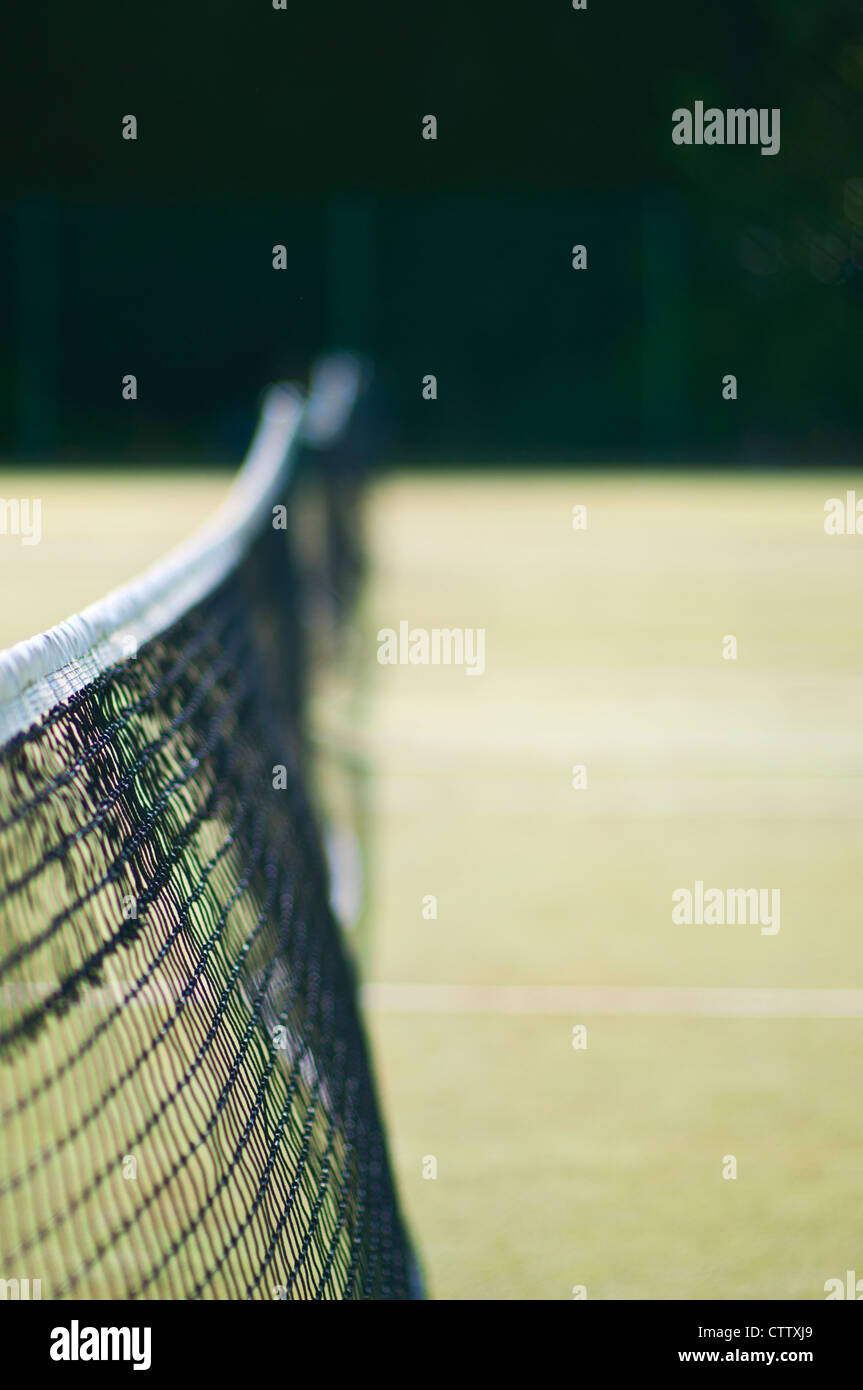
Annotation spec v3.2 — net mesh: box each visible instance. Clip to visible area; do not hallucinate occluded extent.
[0,376,416,1300]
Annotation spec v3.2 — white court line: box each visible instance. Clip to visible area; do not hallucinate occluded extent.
[6,982,860,1020]
[0,979,187,1008]
[361,983,863,1018]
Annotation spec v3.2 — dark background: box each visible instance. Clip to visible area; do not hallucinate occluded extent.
[2,0,861,466]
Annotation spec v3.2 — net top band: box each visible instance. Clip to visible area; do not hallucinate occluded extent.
[0,355,364,748]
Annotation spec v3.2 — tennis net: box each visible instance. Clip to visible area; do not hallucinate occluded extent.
[0,356,419,1300]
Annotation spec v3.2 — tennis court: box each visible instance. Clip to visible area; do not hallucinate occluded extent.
[1,460,860,1299]
[360,470,863,1299]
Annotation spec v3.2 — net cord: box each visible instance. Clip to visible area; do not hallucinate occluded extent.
[0,357,362,748]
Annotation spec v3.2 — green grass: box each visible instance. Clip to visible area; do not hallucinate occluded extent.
[356,470,863,1299]
[0,470,229,652]
[371,1013,862,1300]
[2,465,860,1300]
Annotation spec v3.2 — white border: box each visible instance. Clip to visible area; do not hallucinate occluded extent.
[0,355,366,747]
[301,353,364,447]
[0,384,305,747]
[361,983,863,1018]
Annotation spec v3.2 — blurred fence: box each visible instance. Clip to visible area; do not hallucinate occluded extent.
[1,189,859,466]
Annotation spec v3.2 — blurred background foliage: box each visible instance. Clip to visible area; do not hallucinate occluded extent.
[1,0,861,465]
